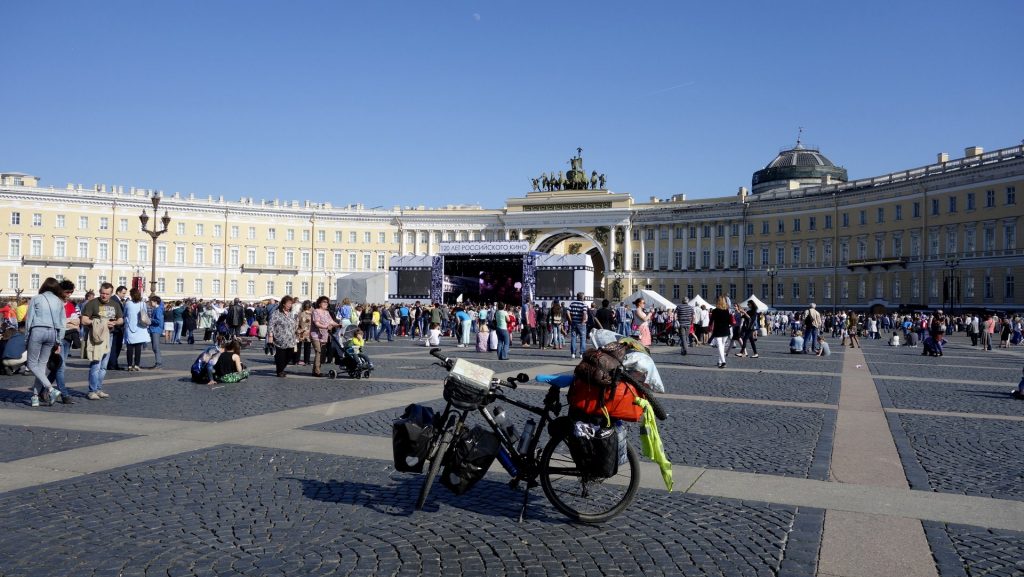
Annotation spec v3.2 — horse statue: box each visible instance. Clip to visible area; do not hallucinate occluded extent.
[590,171,598,189]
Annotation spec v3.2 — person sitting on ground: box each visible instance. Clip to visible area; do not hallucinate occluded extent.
[922,334,948,357]
[1011,366,1024,400]
[816,335,832,357]
[213,340,249,384]
[423,322,441,347]
[1,327,29,375]
[889,331,901,347]
[789,330,805,354]
[190,344,223,384]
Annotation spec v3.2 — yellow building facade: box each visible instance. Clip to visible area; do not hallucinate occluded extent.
[2,142,1022,312]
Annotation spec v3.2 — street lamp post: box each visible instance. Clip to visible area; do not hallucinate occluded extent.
[139,195,171,296]
[944,256,960,314]
[766,265,778,309]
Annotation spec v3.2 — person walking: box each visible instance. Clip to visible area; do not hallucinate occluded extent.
[48,279,78,404]
[674,298,694,356]
[567,292,589,359]
[24,277,67,407]
[803,303,823,353]
[106,285,128,370]
[122,288,151,371]
[81,282,124,400]
[267,295,298,377]
[146,295,165,368]
[311,296,338,377]
[736,302,760,358]
[632,297,652,346]
[847,311,862,348]
[495,303,511,360]
[709,295,733,368]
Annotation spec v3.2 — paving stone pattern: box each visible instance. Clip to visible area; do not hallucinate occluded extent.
[922,521,1024,577]
[875,379,1024,417]
[0,445,824,577]
[656,367,841,404]
[0,424,136,463]
[888,413,1024,501]
[0,375,418,423]
[867,360,1018,384]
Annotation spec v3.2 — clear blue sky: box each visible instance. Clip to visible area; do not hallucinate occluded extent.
[2,1,1022,207]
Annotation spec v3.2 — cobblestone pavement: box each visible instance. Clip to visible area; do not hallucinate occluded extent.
[887,413,1024,501]
[1,332,1021,576]
[923,521,1024,577]
[0,445,823,577]
[875,378,1024,416]
[0,424,135,463]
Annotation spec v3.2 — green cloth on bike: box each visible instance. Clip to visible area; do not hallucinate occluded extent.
[636,398,673,491]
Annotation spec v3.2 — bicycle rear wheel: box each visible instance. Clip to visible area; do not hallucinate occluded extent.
[415,425,453,510]
[539,427,640,523]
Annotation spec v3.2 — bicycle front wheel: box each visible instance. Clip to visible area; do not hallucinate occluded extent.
[539,427,640,523]
[415,426,453,510]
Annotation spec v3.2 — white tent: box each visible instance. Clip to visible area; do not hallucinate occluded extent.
[624,289,676,310]
[739,294,769,312]
[688,294,712,309]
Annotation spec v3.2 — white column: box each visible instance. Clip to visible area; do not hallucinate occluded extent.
[724,222,731,268]
[639,228,647,271]
[608,225,617,270]
[654,225,661,271]
[399,228,406,255]
[624,224,632,272]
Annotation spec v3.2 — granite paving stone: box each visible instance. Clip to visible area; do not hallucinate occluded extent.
[656,366,841,404]
[0,445,823,577]
[875,378,1024,416]
[0,424,137,462]
[923,521,1024,577]
[887,413,1024,501]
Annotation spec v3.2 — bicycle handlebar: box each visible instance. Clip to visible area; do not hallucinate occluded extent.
[430,348,526,389]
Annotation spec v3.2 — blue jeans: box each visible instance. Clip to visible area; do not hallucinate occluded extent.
[804,327,819,353]
[173,321,183,343]
[26,327,58,396]
[570,322,587,356]
[149,330,163,366]
[381,319,393,341]
[47,339,71,397]
[496,328,510,360]
[88,352,110,392]
[461,319,472,345]
[617,321,631,336]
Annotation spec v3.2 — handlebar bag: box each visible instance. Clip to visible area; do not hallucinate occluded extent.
[441,426,500,495]
[392,404,436,473]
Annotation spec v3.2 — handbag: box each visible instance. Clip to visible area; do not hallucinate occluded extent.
[139,306,151,328]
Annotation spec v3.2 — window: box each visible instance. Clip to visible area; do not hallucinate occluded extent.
[807,281,815,299]
[99,217,109,231]
[984,275,993,299]
[55,239,66,257]
[808,245,816,264]
[672,285,680,299]
[247,248,257,265]
[378,254,386,270]
[703,225,711,238]
[285,281,293,295]
[364,232,371,243]
[948,197,957,213]
[266,250,276,266]
[212,279,221,295]
[301,281,310,296]
[808,216,816,231]
[761,221,769,235]
[11,212,22,225]
[674,251,683,270]
[776,283,784,299]
[777,220,784,233]
[303,230,311,242]
[175,246,185,263]
[913,202,921,218]
[986,190,995,208]
[689,226,697,239]
[761,248,769,266]
[350,231,357,243]
[157,245,167,263]
[363,254,371,270]
[8,238,20,257]
[646,228,655,241]
[333,253,342,268]
[931,199,939,216]
[30,274,40,289]
[1008,186,1017,205]
[230,248,239,266]
[1006,225,1017,252]
[349,254,357,269]
[32,213,42,227]
[876,238,884,258]
[687,251,696,269]
[30,239,41,256]
[247,280,255,296]
[761,283,769,299]
[79,216,88,229]
[157,278,166,293]
[893,237,903,257]
[176,222,185,235]
[231,226,239,238]
[175,278,184,293]
[877,207,885,223]
[701,250,710,269]
[792,282,800,301]
[267,228,276,240]
[646,252,654,269]
[285,251,295,266]
[266,281,275,295]
[967,193,976,210]
[394,232,402,243]
[715,250,724,268]
[1006,275,1015,299]
[859,210,866,225]
[212,247,222,265]
[895,205,902,220]
[746,223,754,235]
[792,246,801,264]
[729,284,737,300]
[317,252,326,268]
[983,228,995,253]
[194,247,204,265]
[893,279,901,299]
[97,242,108,261]
[632,229,640,241]
[825,215,832,229]
[214,224,222,238]
[230,280,238,294]
[318,230,326,243]
[776,246,784,266]
[194,278,203,295]
[792,219,800,232]
[287,229,295,241]
[823,243,832,266]
[730,224,739,237]
[118,242,128,261]
[8,273,19,289]
[302,252,310,268]
[746,249,754,267]
[842,213,849,227]
[56,215,65,228]
[730,249,739,268]
[840,241,849,264]
[716,225,724,238]
[965,276,974,299]
[247,226,256,240]
[857,239,866,260]
[378,232,386,244]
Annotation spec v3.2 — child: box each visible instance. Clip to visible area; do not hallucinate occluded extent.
[476,323,490,352]
[816,335,831,356]
[1012,367,1024,399]
[350,329,373,369]
[423,322,441,347]
[889,331,901,346]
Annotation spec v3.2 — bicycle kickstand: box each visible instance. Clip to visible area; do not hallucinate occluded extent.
[517,485,536,522]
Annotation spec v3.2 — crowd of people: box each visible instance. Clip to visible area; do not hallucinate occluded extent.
[4,278,1024,405]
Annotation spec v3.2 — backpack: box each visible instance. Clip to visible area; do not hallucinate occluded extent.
[573,341,629,388]
[568,342,646,423]
[189,346,220,383]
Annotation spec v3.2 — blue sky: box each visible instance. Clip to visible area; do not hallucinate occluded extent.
[2,1,1022,207]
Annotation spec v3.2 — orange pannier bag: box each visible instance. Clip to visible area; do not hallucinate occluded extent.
[568,377,645,423]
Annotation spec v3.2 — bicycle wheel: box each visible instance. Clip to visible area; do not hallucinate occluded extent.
[539,427,640,523]
[415,426,453,510]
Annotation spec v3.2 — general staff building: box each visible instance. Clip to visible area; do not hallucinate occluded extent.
[2,141,1023,313]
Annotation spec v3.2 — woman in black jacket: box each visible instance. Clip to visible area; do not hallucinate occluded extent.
[708,296,733,368]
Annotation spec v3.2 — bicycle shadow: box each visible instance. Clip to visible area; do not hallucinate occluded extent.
[280,475,574,524]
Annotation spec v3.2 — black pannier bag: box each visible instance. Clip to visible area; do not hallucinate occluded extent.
[440,425,500,495]
[392,404,436,473]
[566,423,620,478]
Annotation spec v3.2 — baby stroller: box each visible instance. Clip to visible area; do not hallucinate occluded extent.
[654,318,678,346]
[327,325,374,379]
